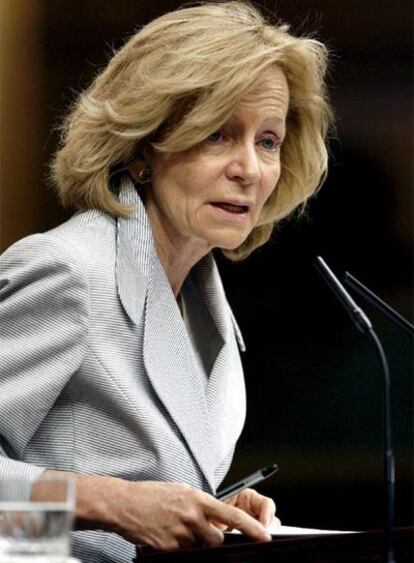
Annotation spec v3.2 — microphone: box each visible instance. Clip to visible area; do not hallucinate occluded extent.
[344,271,414,337]
[313,256,395,563]
[314,257,373,333]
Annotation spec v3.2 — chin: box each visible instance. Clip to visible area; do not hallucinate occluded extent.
[214,235,249,251]
[203,226,251,252]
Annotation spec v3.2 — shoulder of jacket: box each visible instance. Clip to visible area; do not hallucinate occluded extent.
[49,209,115,240]
[2,211,115,266]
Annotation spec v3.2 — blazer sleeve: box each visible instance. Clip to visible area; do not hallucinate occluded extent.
[0,233,89,479]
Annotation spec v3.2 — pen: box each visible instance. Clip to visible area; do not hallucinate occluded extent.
[215,463,278,502]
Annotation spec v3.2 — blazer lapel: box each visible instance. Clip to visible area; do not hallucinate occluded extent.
[116,178,153,325]
[191,255,247,477]
[143,256,218,490]
[116,178,218,491]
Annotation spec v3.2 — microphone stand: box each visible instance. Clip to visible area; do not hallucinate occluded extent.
[366,328,395,563]
[343,270,414,562]
[314,257,395,563]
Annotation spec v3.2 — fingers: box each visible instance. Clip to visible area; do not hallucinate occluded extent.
[172,491,224,548]
[205,497,271,542]
[191,520,225,547]
[254,492,276,528]
[168,525,199,550]
[115,481,272,550]
[232,488,277,528]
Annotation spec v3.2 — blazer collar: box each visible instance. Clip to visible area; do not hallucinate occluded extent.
[116,178,154,325]
[115,178,245,491]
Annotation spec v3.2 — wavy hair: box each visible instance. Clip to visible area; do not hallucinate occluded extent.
[51,1,333,260]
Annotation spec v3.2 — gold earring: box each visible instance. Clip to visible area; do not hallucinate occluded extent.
[137,167,152,185]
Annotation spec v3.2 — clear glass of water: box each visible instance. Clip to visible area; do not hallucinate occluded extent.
[0,477,75,561]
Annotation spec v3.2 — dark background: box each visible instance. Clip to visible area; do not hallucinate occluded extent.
[1,0,412,531]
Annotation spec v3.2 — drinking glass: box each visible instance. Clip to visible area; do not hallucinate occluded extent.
[0,478,75,561]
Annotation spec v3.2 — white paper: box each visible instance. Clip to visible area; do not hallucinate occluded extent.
[267,524,359,535]
[229,523,359,536]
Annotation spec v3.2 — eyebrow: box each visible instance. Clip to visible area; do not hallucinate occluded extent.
[226,113,287,128]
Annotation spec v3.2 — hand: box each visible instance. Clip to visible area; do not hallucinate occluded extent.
[113,480,271,550]
[223,488,280,530]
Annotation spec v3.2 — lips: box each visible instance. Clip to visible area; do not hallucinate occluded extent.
[210,202,249,214]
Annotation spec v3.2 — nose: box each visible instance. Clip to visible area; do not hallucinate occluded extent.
[226,142,260,185]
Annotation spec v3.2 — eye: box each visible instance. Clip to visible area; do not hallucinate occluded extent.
[207,131,222,143]
[259,136,281,151]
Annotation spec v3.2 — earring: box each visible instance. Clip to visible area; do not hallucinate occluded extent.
[137,166,152,185]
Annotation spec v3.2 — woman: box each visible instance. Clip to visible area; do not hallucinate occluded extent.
[0,2,332,561]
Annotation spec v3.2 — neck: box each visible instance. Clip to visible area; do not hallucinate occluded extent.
[156,240,207,298]
[145,200,212,298]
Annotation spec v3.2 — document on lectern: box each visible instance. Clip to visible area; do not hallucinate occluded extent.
[268,524,359,535]
[231,522,360,536]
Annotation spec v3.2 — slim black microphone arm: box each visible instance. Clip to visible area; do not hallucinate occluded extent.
[344,271,414,337]
[314,256,395,563]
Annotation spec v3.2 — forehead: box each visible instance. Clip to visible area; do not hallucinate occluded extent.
[237,65,289,118]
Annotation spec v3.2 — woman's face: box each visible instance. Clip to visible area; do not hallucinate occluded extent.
[144,65,289,257]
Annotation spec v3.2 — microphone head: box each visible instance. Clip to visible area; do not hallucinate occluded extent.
[314,256,373,333]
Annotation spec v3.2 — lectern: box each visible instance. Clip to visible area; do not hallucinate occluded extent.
[135,527,413,562]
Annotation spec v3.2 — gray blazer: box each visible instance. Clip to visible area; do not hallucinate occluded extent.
[0,178,246,562]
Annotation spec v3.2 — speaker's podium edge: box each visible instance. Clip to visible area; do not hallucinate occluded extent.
[135,527,413,562]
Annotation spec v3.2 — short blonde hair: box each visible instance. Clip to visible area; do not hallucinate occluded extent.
[52,1,333,260]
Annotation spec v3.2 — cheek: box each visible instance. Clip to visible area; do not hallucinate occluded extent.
[261,166,281,204]
[153,163,192,208]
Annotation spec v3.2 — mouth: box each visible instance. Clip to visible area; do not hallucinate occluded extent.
[210,202,250,215]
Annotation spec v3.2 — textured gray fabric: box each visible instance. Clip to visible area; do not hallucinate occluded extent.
[0,177,246,563]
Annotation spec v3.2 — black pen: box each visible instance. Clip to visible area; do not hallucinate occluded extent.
[215,463,278,502]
